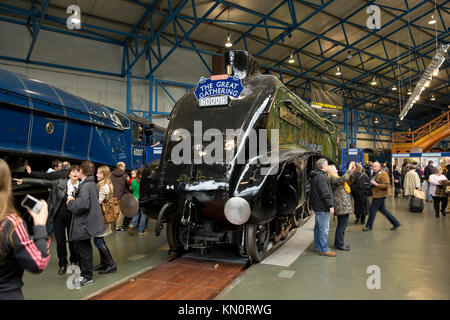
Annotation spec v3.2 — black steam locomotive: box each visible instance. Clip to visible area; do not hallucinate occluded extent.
[140,51,339,262]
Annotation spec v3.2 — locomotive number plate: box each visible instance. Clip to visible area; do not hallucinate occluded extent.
[199,95,229,107]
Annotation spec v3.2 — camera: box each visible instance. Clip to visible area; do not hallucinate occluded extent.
[21,194,42,214]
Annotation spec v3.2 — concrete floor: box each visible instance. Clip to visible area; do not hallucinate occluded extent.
[22,220,176,300]
[22,196,449,300]
[217,197,450,300]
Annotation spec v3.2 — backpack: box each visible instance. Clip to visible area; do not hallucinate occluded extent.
[101,183,120,224]
[351,173,372,196]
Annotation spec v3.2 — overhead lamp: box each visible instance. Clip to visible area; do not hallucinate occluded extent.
[332,113,337,117]
[428,14,436,25]
[374,117,379,124]
[400,44,449,120]
[335,66,341,76]
[225,35,232,48]
[70,10,81,24]
[288,53,295,64]
[395,120,400,127]
[433,68,439,76]
[392,84,397,91]
[431,95,436,101]
[407,88,412,95]
[370,77,377,86]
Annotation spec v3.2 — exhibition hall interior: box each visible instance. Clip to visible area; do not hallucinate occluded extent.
[0,0,449,303]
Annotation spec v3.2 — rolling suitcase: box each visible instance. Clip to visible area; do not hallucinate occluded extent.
[409,197,424,213]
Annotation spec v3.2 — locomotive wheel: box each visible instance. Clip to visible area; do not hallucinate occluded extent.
[292,205,304,227]
[166,218,186,253]
[245,223,270,262]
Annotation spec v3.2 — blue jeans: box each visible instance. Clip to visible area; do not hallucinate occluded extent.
[130,209,147,233]
[425,181,433,201]
[365,198,400,229]
[314,211,331,253]
[334,214,349,248]
[93,236,105,248]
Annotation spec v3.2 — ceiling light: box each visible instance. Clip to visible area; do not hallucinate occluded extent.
[288,54,295,64]
[374,117,379,124]
[332,114,337,117]
[225,35,232,48]
[402,44,448,120]
[407,88,412,95]
[428,14,436,25]
[392,84,397,91]
[395,120,400,127]
[433,68,438,76]
[370,77,377,86]
[335,66,341,76]
[424,80,430,87]
[431,95,436,101]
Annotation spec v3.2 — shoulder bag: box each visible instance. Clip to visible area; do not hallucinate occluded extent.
[101,183,120,224]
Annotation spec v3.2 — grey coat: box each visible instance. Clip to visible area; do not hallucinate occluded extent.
[67,176,106,241]
[328,170,354,216]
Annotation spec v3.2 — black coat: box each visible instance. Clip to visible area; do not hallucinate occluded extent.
[424,165,434,180]
[393,170,403,187]
[67,176,105,241]
[110,168,128,200]
[309,169,334,212]
[350,172,370,216]
[29,169,70,180]
[20,178,70,218]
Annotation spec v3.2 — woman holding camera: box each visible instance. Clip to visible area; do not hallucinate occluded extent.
[0,159,50,300]
[327,162,355,251]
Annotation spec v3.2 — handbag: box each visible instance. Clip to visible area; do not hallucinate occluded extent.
[435,185,447,197]
[101,184,120,224]
[413,189,425,200]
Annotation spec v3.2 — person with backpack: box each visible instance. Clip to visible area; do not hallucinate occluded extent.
[94,166,117,274]
[350,163,371,224]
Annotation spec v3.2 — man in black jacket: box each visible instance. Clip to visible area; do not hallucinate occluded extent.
[310,158,335,257]
[67,161,106,286]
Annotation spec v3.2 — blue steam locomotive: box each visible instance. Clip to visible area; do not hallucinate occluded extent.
[0,67,164,171]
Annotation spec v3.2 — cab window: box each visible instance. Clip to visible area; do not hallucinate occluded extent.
[113,112,130,129]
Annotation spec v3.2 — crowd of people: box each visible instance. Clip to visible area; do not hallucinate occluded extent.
[392,158,449,218]
[311,157,450,257]
[311,159,401,257]
[0,158,148,299]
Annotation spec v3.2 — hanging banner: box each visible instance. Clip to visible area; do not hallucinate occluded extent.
[311,88,343,111]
